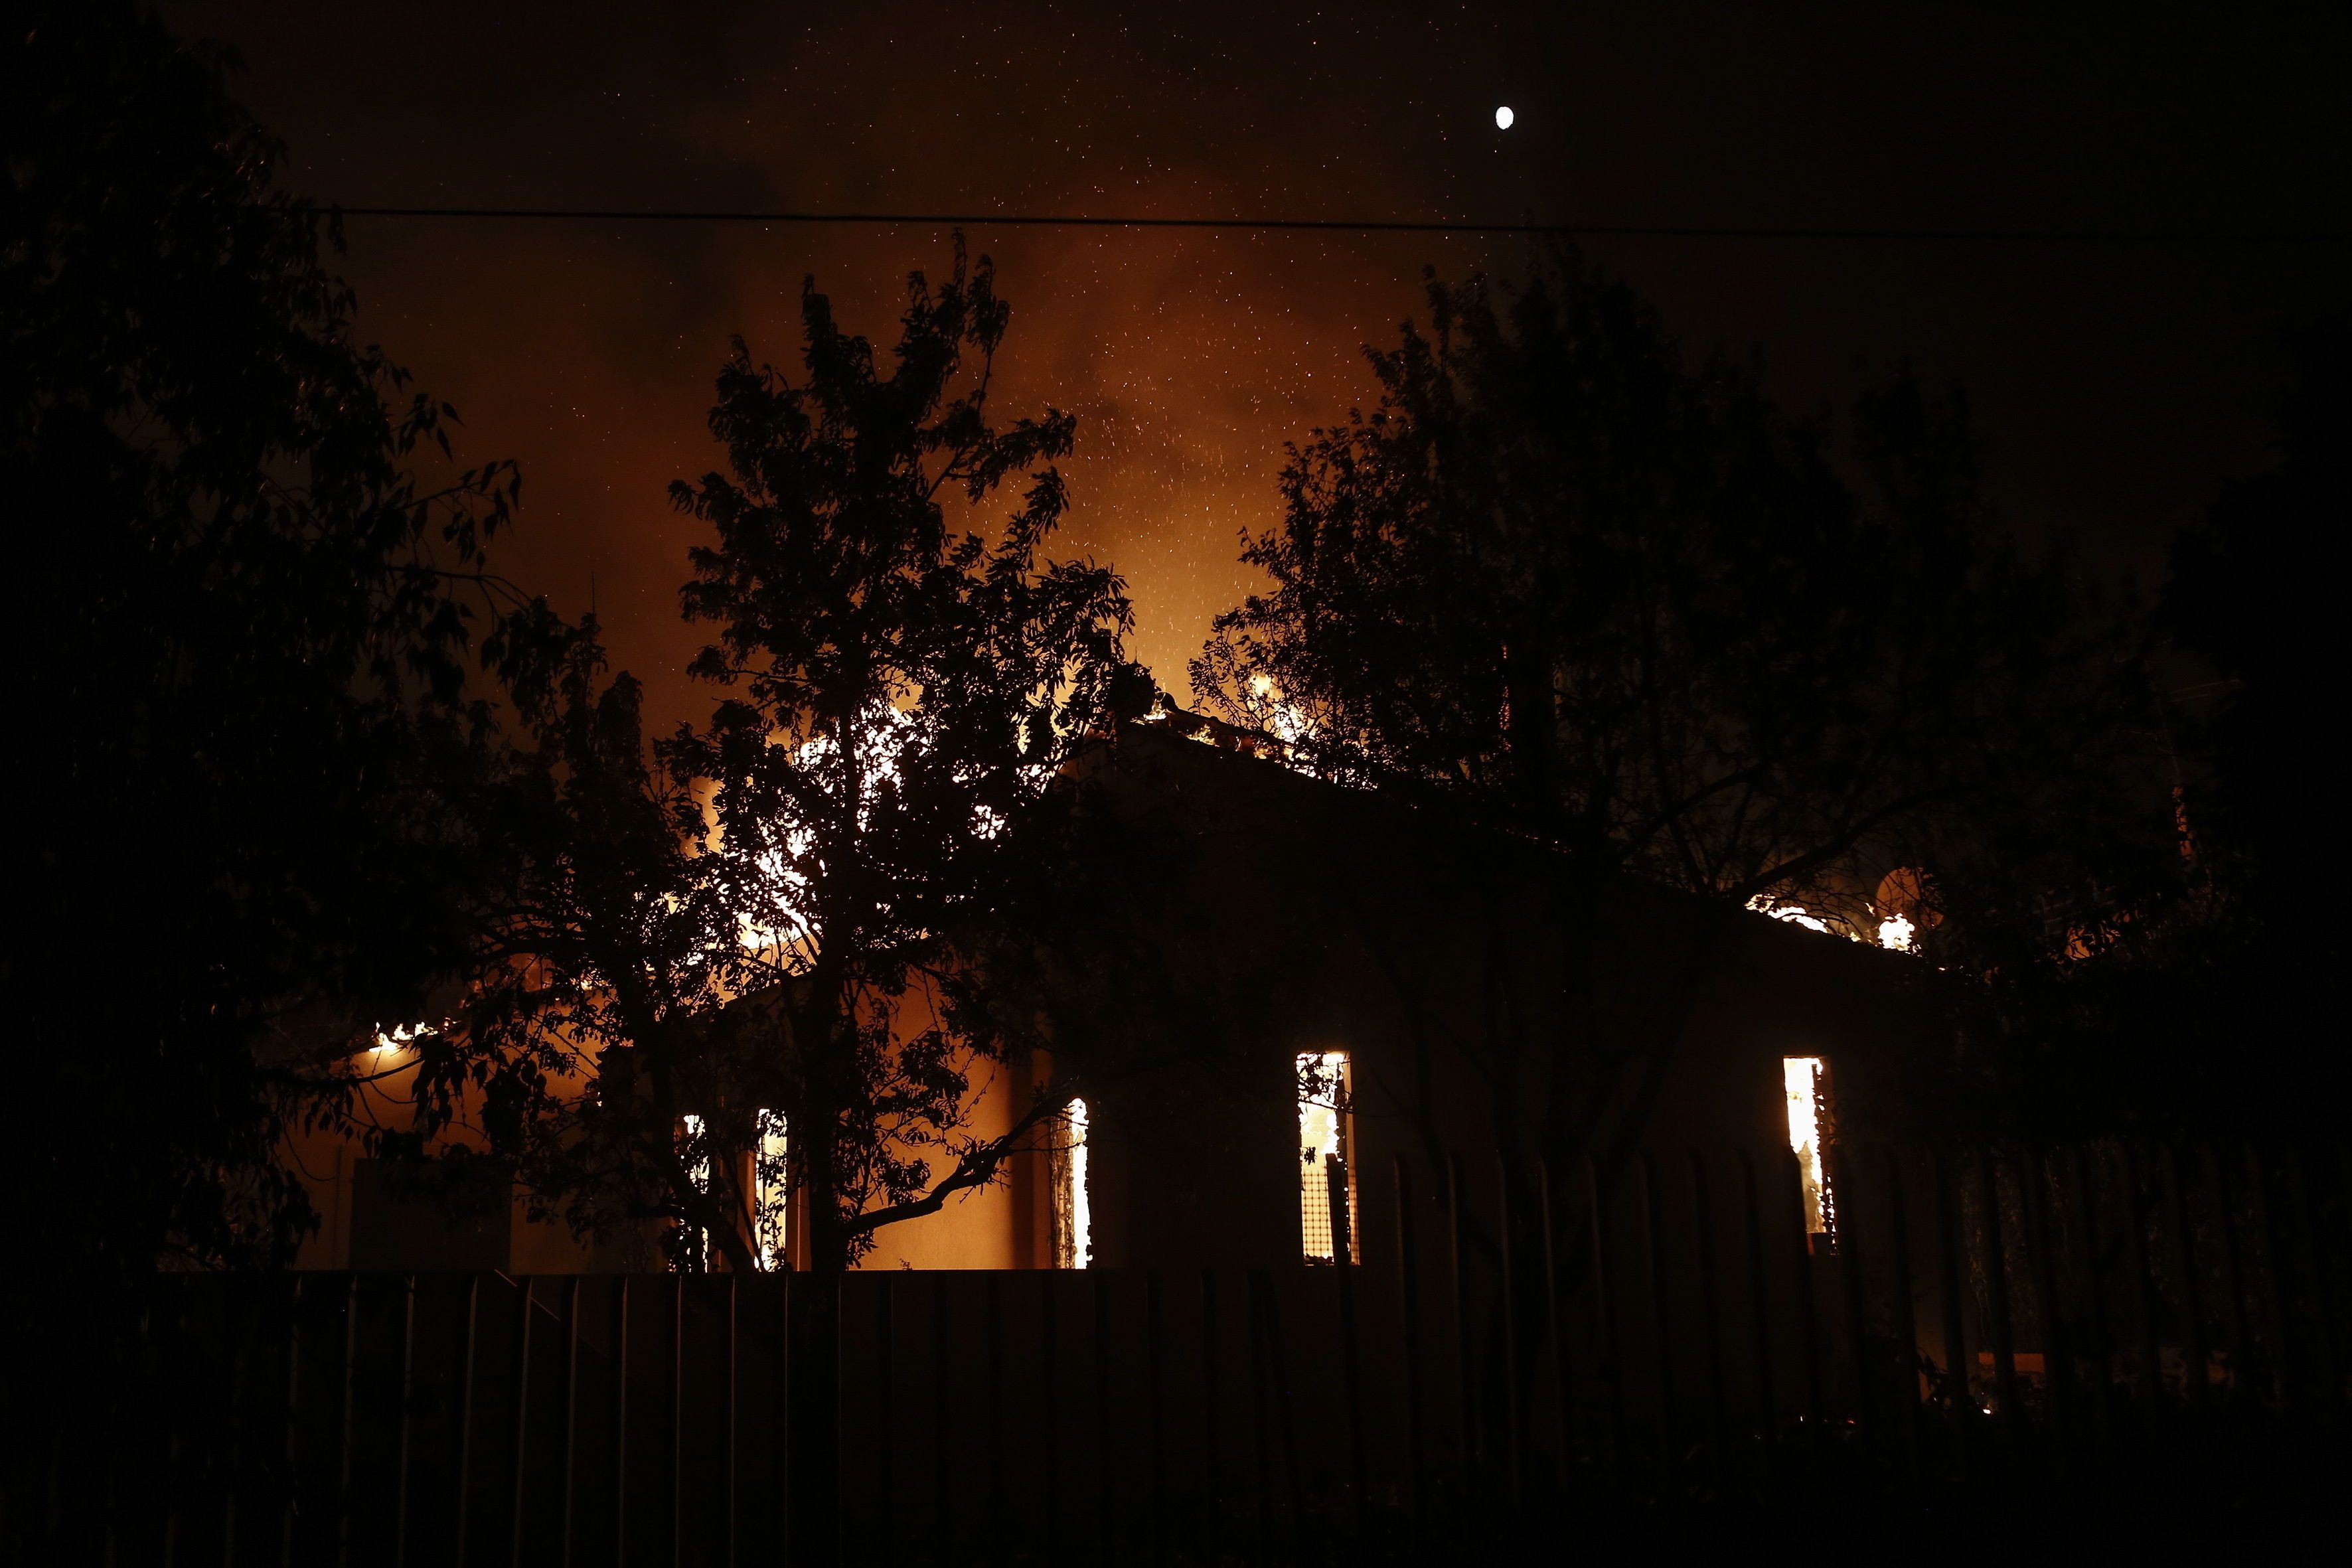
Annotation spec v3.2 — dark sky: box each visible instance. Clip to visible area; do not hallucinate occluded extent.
[173,1,2349,724]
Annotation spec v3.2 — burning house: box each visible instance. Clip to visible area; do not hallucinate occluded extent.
[291,710,1924,1278]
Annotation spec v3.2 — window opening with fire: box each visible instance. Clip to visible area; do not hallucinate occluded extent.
[754,1109,789,1271]
[1782,1056,1837,1249]
[679,1113,714,1270]
[1298,1052,1358,1265]
[1052,1098,1091,1269]
[677,1111,790,1271]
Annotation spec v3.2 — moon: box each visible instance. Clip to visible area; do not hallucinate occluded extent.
[1494,105,1515,129]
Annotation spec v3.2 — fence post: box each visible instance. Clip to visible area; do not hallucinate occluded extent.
[1689,1151,1729,1441]
[785,1279,804,1561]
[2017,1150,2069,1437]
[2282,1148,2337,1409]
[2067,1147,2115,1431]
[1253,1271,1304,1529]
[1784,1150,1822,1425]
[724,1277,737,1568]
[671,1276,685,1568]
[1146,1270,1166,1520]
[1446,1154,1474,1475]
[458,1274,481,1565]
[2033,1150,2082,1429]
[1393,1156,1427,1514]
[562,1277,581,1568]
[2121,1146,2163,1407]
[1244,1272,1273,1524]
[281,1275,303,1568]
[338,1277,360,1568]
[1739,1152,1777,1429]
[876,1274,895,1524]
[1877,1150,1921,1433]
[1929,1150,1970,1415]
[2161,1146,2210,1408]
[932,1272,951,1539]
[615,1276,631,1568]
[1497,1152,1524,1499]
[1974,1150,2019,1422]
[2203,1146,2250,1396]
[510,1280,535,1568]
[1198,1270,1219,1508]
[165,1302,184,1568]
[1828,1146,1871,1429]
[1333,1167,1369,1510]
[1040,1271,1057,1543]
[1537,1157,1573,1486]
[1093,1269,1114,1532]
[396,1275,418,1568]
[1638,1151,1678,1445]
[2243,1148,2292,1411]
[1586,1158,1624,1462]
[985,1272,1005,1537]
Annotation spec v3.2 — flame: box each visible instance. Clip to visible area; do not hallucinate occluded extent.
[1067,1098,1091,1271]
[1747,894,1830,935]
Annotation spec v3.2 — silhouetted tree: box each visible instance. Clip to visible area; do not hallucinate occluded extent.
[2163,319,2343,1010]
[424,247,1134,1551]
[670,244,1133,1274]
[3,5,525,1310]
[1192,249,2156,1172]
[447,244,1131,1275]
[1917,321,2348,1140]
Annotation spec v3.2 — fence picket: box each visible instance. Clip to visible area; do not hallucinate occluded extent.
[1784,1149,1822,1425]
[1498,1152,1524,1496]
[1689,1151,1729,1440]
[52,1138,2352,1567]
[1638,1150,1678,1443]
[1739,1150,1777,1427]
[1393,1156,1428,1514]
[1930,1149,1969,1413]
[1877,1148,1921,1450]
[1975,1150,2019,1420]
[2019,1148,2071,1430]
[2161,1146,2210,1407]
[1828,1146,1871,1427]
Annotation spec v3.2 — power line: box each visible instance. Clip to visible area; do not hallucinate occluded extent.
[331,206,2349,245]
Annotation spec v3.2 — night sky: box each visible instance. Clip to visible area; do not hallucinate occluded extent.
[172,2,2349,725]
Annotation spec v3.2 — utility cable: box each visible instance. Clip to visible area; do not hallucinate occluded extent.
[329,206,2349,245]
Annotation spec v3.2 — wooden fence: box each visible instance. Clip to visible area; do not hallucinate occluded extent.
[30,1140,2352,1565]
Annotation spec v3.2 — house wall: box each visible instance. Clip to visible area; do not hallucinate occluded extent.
[1070,725,1931,1272]
[284,724,1926,1279]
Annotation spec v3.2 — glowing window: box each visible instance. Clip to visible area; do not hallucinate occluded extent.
[755,1109,789,1271]
[679,1114,714,1270]
[1298,1052,1358,1265]
[1782,1056,1834,1241]
[1052,1099,1091,1269]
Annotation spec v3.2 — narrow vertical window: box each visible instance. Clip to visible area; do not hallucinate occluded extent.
[1052,1098,1091,1269]
[1782,1056,1836,1247]
[1298,1051,1357,1265]
[680,1113,713,1271]
[754,1109,789,1271]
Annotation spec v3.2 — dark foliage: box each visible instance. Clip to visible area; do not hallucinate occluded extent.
[426,244,1137,1282]
[1192,248,2164,1151]
[2,5,524,1307]
[1926,323,2349,1139]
